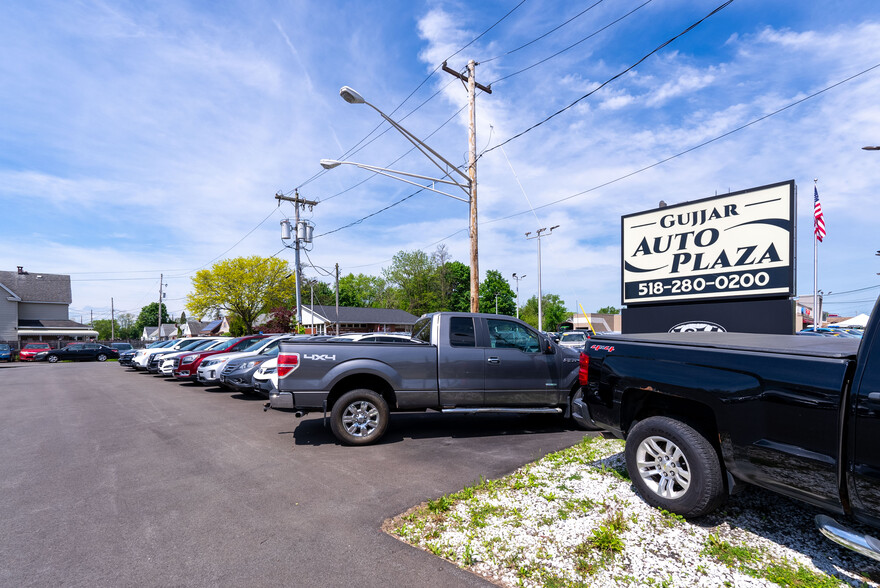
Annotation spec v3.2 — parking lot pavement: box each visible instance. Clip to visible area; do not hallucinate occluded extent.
[0,362,588,587]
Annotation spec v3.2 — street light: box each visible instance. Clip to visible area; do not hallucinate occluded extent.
[525,225,560,332]
[512,272,526,319]
[325,86,481,312]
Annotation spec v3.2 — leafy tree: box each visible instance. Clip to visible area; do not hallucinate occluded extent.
[186,256,295,334]
[519,294,569,331]
[478,270,516,315]
[597,306,620,314]
[439,261,470,312]
[134,303,171,335]
[382,250,440,316]
[338,273,392,308]
[257,307,296,333]
[92,319,118,340]
[179,310,187,324]
[117,312,138,339]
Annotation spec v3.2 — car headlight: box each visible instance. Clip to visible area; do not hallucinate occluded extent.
[242,360,263,371]
[181,355,196,364]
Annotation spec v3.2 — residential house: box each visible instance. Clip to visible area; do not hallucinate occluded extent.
[142,324,179,341]
[0,267,97,345]
[300,306,418,335]
[180,320,208,337]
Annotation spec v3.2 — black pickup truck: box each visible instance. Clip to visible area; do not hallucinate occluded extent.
[268,312,591,445]
[578,297,880,561]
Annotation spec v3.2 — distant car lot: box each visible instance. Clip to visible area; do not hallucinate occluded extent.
[0,361,586,587]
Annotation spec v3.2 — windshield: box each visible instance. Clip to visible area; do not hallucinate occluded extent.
[25,343,50,349]
[560,333,587,343]
[243,338,272,352]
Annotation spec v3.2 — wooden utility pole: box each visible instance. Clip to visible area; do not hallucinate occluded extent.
[335,263,340,336]
[276,190,318,325]
[442,59,491,313]
[111,297,115,340]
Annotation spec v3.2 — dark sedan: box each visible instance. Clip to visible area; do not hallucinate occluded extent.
[37,343,120,363]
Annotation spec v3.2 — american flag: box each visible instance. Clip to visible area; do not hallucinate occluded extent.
[814,186,826,242]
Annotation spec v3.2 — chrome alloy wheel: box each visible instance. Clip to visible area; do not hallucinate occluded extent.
[340,400,381,438]
[635,435,691,499]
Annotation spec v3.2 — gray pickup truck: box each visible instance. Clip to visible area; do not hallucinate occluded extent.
[266,312,591,445]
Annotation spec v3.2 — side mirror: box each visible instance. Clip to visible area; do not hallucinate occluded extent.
[543,337,556,354]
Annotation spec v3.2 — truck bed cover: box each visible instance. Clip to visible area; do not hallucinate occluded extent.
[589,332,860,360]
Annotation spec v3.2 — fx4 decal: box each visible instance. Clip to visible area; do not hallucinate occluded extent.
[590,344,615,353]
[303,353,336,361]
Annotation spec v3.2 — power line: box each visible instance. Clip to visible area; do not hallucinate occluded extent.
[481,0,608,64]
[481,0,735,157]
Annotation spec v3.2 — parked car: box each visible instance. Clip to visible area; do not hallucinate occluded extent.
[109,342,134,352]
[219,350,281,393]
[252,357,278,397]
[146,338,219,374]
[157,339,226,376]
[19,342,51,361]
[172,335,268,381]
[578,294,880,560]
[0,343,13,362]
[197,335,290,387]
[131,338,202,370]
[36,343,119,363]
[557,330,592,349]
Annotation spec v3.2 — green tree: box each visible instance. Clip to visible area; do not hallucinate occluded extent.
[478,270,516,315]
[597,306,620,314]
[338,273,392,308]
[117,312,138,339]
[439,261,470,312]
[134,303,171,336]
[185,256,295,334]
[382,250,440,316]
[519,294,569,331]
[92,319,119,340]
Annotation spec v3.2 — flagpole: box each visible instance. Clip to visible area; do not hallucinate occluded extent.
[813,179,818,331]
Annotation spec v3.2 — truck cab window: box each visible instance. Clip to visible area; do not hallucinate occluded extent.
[449,317,475,347]
[487,319,540,353]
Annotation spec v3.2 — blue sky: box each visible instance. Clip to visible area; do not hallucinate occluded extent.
[3,0,880,323]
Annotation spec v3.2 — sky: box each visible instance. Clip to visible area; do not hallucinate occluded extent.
[2,0,880,324]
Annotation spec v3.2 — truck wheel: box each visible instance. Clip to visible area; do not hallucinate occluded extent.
[330,389,389,446]
[625,416,725,518]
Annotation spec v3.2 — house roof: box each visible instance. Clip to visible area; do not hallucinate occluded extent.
[0,270,72,304]
[19,319,90,329]
[306,306,418,325]
[199,319,223,334]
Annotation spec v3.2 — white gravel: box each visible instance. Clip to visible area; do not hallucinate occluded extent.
[385,436,880,587]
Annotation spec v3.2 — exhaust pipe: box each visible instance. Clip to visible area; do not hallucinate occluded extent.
[263,402,270,412]
[294,411,305,418]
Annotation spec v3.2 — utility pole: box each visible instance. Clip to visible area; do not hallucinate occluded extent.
[157,273,164,340]
[525,226,560,332]
[442,59,491,313]
[335,263,340,336]
[512,273,526,319]
[111,297,115,340]
[277,190,318,326]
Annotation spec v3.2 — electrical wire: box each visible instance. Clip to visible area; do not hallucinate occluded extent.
[480,0,735,157]
[480,0,607,64]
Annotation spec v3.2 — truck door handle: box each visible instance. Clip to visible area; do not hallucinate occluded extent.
[487,357,500,364]
[868,392,880,402]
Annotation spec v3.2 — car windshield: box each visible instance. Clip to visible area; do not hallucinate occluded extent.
[0,344,10,350]
[243,338,271,352]
[25,343,50,349]
[560,333,587,343]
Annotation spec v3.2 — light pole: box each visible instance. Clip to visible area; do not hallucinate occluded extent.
[325,86,481,312]
[512,273,526,319]
[525,226,559,332]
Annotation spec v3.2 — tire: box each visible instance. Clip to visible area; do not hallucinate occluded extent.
[330,389,390,446]
[96,354,108,362]
[625,416,725,518]
[47,355,59,363]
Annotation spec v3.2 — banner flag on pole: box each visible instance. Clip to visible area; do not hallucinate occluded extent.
[814,185,826,242]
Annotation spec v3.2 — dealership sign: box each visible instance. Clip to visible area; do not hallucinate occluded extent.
[622,180,795,306]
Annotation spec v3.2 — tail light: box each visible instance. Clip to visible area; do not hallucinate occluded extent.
[277,353,300,378]
[578,352,590,386]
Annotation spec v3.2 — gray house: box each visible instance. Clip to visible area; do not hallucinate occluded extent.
[301,305,418,335]
[0,267,97,344]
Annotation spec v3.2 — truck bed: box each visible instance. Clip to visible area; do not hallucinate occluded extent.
[590,332,860,359]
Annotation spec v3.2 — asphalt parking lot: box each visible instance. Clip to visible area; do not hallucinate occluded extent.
[0,362,588,587]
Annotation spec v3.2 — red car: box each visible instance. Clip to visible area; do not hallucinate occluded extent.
[19,342,52,361]
[173,335,268,381]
